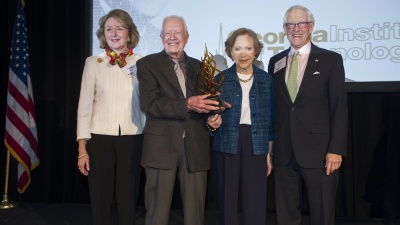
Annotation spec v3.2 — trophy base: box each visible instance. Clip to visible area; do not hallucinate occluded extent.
[206,95,225,107]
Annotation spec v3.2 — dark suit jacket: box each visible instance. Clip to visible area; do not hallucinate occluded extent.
[268,43,348,168]
[137,50,210,172]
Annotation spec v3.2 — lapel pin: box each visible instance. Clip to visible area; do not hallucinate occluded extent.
[97,58,103,63]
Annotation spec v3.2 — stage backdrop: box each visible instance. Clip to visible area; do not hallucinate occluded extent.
[91,0,400,82]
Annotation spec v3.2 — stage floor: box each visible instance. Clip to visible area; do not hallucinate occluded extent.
[0,202,399,225]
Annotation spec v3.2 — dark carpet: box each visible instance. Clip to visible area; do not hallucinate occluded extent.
[0,202,399,225]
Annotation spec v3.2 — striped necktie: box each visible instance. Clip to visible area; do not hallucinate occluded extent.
[172,59,186,97]
[287,51,299,102]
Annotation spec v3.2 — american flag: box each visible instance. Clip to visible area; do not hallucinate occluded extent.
[4,0,39,194]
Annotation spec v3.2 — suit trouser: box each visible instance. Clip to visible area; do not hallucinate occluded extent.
[274,153,339,225]
[213,124,267,225]
[144,141,207,225]
[87,134,143,225]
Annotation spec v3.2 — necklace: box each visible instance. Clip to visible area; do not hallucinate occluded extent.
[238,73,254,83]
[105,46,133,68]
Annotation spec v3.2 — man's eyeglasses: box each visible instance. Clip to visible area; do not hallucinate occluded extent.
[285,22,311,29]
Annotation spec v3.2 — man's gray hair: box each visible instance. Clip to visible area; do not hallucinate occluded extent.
[161,15,188,35]
[283,5,315,24]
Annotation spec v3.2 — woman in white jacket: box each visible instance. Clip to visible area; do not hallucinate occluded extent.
[76,9,145,225]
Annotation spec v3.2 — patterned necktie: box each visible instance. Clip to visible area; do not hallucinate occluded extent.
[172,59,186,97]
[287,51,299,102]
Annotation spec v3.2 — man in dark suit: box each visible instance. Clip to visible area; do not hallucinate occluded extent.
[267,5,348,225]
[137,15,225,225]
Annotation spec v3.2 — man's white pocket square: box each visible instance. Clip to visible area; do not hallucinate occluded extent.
[313,71,320,75]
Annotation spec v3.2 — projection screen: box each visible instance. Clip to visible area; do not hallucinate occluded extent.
[91,0,400,90]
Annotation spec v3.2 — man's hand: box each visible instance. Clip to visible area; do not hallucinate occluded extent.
[325,153,342,175]
[187,94,221,113]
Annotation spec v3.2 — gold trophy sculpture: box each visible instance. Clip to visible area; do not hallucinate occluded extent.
[197,45,225,107]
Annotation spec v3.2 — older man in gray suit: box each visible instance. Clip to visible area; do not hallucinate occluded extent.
[137,15,228,225]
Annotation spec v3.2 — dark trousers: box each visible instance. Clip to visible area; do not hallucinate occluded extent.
[144,138,207,225]
[213,124,267,225]
[86,133,143,225]
[274,152,339,225]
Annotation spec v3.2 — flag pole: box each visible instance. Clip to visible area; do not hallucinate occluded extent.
[0,151,18,209]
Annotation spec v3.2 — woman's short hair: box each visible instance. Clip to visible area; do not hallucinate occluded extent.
[225,28,263,59]
[96,9,140,49]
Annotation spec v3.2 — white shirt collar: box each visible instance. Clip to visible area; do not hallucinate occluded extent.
[290,41,311,56]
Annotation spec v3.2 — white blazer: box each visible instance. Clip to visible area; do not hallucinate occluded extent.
[77,52,145,140]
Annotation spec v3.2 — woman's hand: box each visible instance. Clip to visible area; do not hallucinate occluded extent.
[267,153,273,176]
[207,114,222,130]
[77,139,90,176]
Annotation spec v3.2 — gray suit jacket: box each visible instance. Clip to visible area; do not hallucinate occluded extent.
[137,50,210,172]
